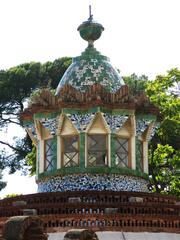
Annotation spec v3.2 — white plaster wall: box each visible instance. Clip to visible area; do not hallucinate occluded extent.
[48,231,180,240]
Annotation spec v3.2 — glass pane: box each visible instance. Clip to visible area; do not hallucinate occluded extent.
[63,137,78,152]
[62,136,79,167]
[87,135,107,167]
[115,137,129,167]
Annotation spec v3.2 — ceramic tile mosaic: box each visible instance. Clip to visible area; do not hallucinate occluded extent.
[149,122,160,140]
[24,122,37,139]
[36,112,130,133]
[136,119,151,136]
[136,119,159,139]
[38,174,149,193]
[103,114,128,132]
[39,117,58,135]
[66,113,95,131]
[56,46,124,95]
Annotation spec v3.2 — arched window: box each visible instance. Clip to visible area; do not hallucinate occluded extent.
[87,134,108,167]
[44,138,54,171]
[61,135,79,167]
[115,137,130,168]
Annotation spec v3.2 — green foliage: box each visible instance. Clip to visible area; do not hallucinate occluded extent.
[146,68,180,119]
[0,57,71,176]
[26,145,36,176]
[40,57,72,88]
[123,73,149,95]
[29,88,55,105]
[4,193,22,199]
[0,170,6,192]
[149,144,180,196]
[147,68,180,196]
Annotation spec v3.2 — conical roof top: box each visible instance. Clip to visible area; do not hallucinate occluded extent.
[56,9,124,95]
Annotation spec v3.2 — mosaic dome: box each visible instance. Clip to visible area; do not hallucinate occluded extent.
[56,16,124,95]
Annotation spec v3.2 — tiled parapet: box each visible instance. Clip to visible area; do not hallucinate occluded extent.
[37,174,149,193]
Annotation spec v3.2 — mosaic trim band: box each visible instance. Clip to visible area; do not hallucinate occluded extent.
[38,174,149,193]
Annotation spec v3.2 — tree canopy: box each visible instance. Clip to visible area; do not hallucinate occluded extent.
[146,69,180,196]
[0,57,72,185]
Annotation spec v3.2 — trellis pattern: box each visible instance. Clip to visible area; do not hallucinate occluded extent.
[115,138,129,167]
[136,140,143,172]
[44,139,54,171]
[62,136,79,167]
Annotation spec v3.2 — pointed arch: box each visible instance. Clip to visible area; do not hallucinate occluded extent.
[116,115,136,137]
[35,120,53,140]
[57,114,79,136]
[141,121,155,141]
[25,128,38,147]
[86,112,110,134]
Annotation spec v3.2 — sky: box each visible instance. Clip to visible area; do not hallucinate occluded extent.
[0,0,180,198]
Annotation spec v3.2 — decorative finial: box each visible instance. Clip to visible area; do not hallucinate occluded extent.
[77,6,104,47]
[88,5,93,21]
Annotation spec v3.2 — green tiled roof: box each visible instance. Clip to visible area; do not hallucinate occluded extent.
[56,17,124,95]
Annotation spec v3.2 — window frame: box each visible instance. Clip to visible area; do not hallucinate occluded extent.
[87,133,109,167]
[44,138,54,171]
[114,135,131,168]
[61,134,80,168]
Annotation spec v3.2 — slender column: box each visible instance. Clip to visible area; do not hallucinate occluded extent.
[143,141,148,173]
[79,132,85,168]
[131,135,136,170]
[57,136,61,169]
[39,140,44,173]
[108,134,111,167]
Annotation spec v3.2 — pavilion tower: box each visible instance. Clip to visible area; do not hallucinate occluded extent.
[22,11,159,193]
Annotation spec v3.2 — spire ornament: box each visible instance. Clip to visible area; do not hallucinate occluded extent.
[77,5,104,47]
[88,5,93,21]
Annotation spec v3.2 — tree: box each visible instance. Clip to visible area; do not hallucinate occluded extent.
[148,144,180,196]
[0,170,6,192]
[0,57,71,176]
[146,68,180,196]
[123,73,148,95]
